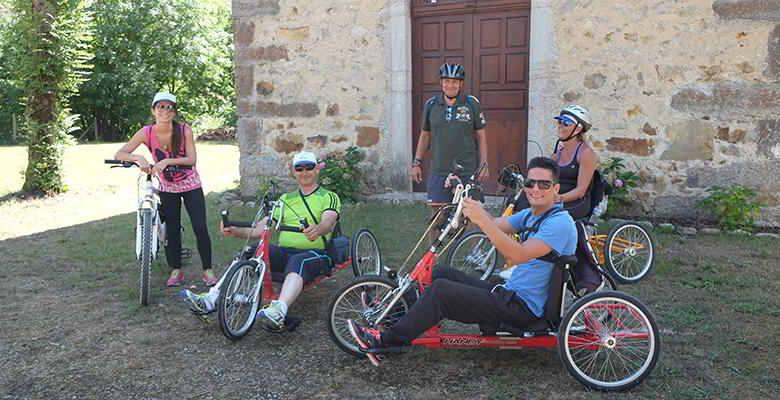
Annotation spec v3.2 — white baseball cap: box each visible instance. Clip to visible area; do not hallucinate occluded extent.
[152,92,177,106]
[292,151,317,166]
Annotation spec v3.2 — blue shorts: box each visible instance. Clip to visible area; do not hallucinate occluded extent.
[427,174,456,206]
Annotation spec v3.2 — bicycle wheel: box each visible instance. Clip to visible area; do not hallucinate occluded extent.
[138,209,154,306]
[446,229,498,280]
[604,222,656,284]
[217,260,262,341]
[351,228,382,276]
[557,291,660,392]
[326,275,414,358]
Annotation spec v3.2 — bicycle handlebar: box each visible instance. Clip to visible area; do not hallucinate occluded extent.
[220,209,305,232]
[104,159,192,172]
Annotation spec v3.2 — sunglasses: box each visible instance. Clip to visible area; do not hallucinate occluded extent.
[445,106,453,122]
[294,163,316,172]
[554,116,575,127]
[155,104,176,111]
[523,178,555,190]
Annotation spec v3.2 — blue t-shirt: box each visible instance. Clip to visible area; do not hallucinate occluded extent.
[503,206,577,317]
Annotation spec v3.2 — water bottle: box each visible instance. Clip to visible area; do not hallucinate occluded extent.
[590,197,608,222]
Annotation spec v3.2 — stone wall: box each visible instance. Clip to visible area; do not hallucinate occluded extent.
[532,0,780,225]
[233,0,780,224]
[233,0,399,195]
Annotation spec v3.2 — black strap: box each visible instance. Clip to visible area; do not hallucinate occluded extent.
[519,207,564,242]
[298,189,329,250]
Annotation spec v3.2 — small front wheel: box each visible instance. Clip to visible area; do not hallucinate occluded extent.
[604,222,656,284]
[138,209,154,306]
[217,260,262,341]
[557,291,660,391]
[351,228,382,276]
[326,275,414,358]
[446,230,498,280]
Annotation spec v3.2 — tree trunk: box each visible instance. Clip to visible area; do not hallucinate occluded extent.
[22,0,64,195]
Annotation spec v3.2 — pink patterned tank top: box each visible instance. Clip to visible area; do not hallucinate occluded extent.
[144,124,202,193]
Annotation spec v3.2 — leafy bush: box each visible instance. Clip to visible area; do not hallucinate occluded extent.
[318,146,364,202]
[601,156,639,207]
[695,185,763,231]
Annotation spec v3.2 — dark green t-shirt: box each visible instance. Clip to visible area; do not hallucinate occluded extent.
[272,187,341,250]
[422,93,487,175]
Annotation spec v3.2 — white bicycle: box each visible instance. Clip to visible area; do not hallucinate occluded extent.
[105,160,191,305]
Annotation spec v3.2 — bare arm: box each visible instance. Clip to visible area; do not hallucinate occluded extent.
[114,128,151,170]
[410,130,431,183]
[220,217,268,239]
[153,125,197,174]
[474,128,490,182]
[463,198,551,264]
[558,147,598,203]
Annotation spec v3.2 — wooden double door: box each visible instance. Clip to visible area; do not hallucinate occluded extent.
[411,0,531,195]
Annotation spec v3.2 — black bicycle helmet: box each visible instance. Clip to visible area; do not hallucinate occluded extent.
[439,63,465,80]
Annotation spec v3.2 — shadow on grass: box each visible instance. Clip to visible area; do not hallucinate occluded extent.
[0,203,778,399]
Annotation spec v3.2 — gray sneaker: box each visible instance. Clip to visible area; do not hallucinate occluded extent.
[180,289,215,314]
[257,301,285,331]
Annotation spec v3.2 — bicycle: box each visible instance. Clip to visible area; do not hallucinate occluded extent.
[105,159,192,306]
[448,164,655,285]
[326,160,660,391]
[212,183,382,341]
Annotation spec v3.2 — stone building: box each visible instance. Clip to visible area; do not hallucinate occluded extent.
[233,0,780,225]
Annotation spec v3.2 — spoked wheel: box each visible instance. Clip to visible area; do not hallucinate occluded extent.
[446,230,498,280]
[217,260,262,341]
[604,222,656,284]
[351,228,382,276]
[138,209,154,306]
[557,291,660,392]
[326,275,414,358]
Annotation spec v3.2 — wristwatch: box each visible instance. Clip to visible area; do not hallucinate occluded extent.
[412,158,422,167]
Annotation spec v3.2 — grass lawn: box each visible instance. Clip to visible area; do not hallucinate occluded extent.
[0,143,778,399]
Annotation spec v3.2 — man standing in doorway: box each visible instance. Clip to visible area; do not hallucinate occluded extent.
[410,63,489,210]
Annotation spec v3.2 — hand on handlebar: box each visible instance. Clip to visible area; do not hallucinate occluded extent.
[135,158,152,174]
[302,224,325,241]
[151,159,170,175]
[444,173,462,191]
[462,197,491,228]
[219,219,244,238]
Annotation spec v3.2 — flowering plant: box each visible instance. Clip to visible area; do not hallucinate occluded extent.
[600,157,639,207]
[318,146,364,202]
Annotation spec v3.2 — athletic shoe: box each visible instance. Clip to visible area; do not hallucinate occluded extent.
[203,269,218,286]
[166,269,184,286]
[257,301,285,331]
[347,319,384,367]
[179,289,215,313]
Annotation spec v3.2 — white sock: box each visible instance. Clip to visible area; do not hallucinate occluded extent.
[274,300,289,316]
[207,287,220,304]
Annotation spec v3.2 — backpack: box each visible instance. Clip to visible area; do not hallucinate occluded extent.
[516,208,604,294]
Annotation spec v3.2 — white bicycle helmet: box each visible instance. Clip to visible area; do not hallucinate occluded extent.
[560,104,592,133]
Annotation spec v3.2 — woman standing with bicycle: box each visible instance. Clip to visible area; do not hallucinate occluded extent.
[114,92,216,287]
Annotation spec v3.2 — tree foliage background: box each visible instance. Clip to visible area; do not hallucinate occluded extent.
[0,0,235,144]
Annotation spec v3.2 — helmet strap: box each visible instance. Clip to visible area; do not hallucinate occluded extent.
[560,122,581,142]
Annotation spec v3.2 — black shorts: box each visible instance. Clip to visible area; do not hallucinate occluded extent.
[248,244,331,284]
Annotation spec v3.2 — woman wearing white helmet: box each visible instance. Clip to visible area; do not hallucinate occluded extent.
[550,104,599,220]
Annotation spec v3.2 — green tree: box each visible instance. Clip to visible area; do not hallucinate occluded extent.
[12,0,92,195]
[73,0,234,141]
[0,9,25,143]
